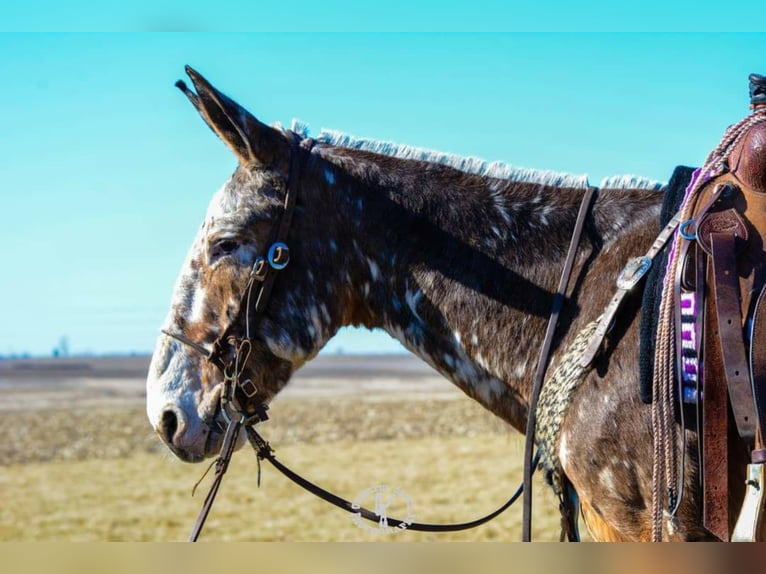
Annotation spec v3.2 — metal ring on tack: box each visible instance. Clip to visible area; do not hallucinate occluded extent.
[679,219,697,241]
[268,242,290,270]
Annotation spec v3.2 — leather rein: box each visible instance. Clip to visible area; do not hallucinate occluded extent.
[162,130,596,542]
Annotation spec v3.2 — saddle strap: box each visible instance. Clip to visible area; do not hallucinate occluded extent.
[702,270,731,541]
[579,211,682,368]
[706,229,757,443]
[748,285,766,444]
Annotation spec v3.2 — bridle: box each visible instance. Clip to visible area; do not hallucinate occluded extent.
[160,129,592,542]
[161,129,308,539]
[163,129,307,406]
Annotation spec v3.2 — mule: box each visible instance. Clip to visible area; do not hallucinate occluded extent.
[146,67,746,541]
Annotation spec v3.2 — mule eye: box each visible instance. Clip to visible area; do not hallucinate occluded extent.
[211,239,239,259]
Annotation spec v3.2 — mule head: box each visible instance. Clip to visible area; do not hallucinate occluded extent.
[146,67,344,462]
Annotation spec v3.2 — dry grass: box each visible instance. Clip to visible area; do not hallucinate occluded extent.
[0,362,581,542]
[0,433,568,541]
[0,396,509,465]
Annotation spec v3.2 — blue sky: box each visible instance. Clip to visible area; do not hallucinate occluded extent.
[2,2,766,32]
[2,32,766,356]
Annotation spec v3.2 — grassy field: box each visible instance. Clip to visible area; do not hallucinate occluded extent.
[1,434,567,541]
[0,356,575,542]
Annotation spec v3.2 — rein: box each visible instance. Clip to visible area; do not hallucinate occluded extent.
[522,186,598,542]
[246,423,536,533]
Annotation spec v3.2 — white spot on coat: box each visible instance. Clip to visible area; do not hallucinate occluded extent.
[368,258,380,281]
[475,352,491,372]
[405,288,423,323]
[598,468,617,493]
[320,303,331,324]
[539,205,553,226]
[560,432,570,468]
[493,193,512,225]
[189,285,207,324]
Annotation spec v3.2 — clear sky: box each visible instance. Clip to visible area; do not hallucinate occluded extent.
[2,32,766,356]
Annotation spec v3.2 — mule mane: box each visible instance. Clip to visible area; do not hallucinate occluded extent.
[290,120,664,191]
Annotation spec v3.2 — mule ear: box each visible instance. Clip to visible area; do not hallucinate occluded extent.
[176,66,287,168]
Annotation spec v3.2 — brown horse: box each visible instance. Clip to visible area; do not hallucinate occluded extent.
[145,67,745,541]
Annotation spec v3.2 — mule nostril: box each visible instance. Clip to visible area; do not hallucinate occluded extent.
[160,409,179,445]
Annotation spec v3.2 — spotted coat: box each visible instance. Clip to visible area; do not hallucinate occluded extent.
[146,68,751,541]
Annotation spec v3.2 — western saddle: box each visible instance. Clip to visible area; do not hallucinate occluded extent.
[671,73,766,541]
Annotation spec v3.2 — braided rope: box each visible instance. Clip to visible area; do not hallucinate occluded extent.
[536,319,602,493]
[651,109,766,541]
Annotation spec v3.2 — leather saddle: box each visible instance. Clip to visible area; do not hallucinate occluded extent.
[679,104,766,540]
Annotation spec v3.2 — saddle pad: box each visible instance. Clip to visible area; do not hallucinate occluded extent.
[638,165,697,403]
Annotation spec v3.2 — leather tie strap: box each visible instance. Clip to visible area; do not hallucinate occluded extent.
[748,285,766,445]
[699,220,756,443]
[702,274,731,541]
[699,214,754,541]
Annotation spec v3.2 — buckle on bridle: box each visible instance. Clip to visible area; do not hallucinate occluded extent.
[239,378,258,398]
[616,256,652,290]
[250,255,268,281]
[220,377,268,424]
